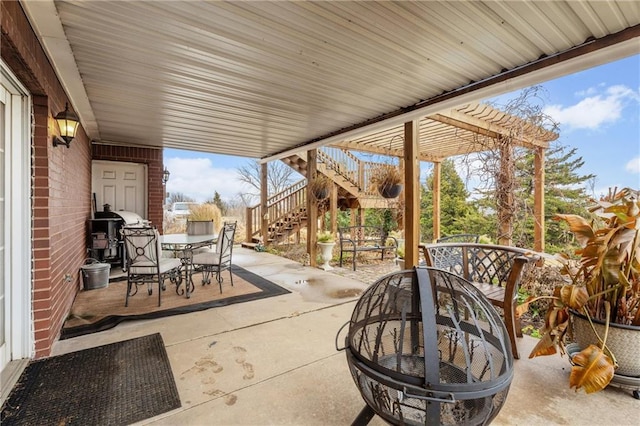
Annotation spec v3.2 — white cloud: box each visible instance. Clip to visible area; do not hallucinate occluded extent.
[165,157,253,202]
[544,84,638,131]
[575,83,605,97]
[626,156,640,174]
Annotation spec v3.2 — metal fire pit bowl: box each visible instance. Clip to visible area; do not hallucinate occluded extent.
[340,267,513,426]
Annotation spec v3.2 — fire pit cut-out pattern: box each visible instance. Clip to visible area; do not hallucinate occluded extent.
[342,267,513,425]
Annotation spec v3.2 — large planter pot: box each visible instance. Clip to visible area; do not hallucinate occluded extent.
[570,310,640,377]
[318,242,335,271]
[396,257,405,270]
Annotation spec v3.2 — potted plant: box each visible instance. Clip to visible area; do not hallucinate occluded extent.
[317,231,335,270]
[186,203,222,235]
[371,164,403,198]
[521,187,640,395]
[308,174,332,200]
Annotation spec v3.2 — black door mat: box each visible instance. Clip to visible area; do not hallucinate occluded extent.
[1,333,181,425]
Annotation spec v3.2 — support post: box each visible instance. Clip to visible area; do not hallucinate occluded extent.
[307,150,319,267]
[398,157,405,231]
[497,138,514,246]
[534,147,545,251]
[403,120,420,268]
[330,182,338,236]
[350,208,357,226]
[245,207,253,243]
[261,162,269,246]
[432,161,441,242]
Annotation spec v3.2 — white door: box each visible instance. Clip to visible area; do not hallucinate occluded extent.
[1,63,32,371]
[92,160,147,218]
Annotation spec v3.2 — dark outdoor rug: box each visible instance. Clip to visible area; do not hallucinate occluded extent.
[61,265,290,339]
[1,333,180,426]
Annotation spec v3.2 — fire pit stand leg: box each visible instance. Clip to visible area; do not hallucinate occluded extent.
[351,405,375,426]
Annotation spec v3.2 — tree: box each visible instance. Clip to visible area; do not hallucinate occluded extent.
[209,191,227,216]
[365,208,398,236]
[513,143,595,252]
[462,141,595,252]
[236,160,299,199]
[462,86,560,245]
[420,159,482,241]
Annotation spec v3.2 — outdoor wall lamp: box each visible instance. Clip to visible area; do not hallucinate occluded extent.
[162,167,171,184]
[53,103,80,148]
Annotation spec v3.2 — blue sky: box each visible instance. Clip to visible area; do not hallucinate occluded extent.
[165,54,639,203]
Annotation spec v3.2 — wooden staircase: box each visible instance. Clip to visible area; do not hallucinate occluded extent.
[244,147,400,245]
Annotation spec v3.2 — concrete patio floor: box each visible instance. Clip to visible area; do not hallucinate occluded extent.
[48,248,638,425]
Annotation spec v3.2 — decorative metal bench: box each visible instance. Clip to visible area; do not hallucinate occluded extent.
[421,242,543,359]
[338,226,398,271]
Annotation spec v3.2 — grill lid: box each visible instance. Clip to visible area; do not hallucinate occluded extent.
[95,210,145,225]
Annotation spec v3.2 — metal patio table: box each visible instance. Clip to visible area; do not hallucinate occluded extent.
[160,233,217,298]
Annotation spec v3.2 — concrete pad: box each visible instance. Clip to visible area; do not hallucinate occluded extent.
[146,355,368,426]
[494,335,639,426]
[51,249,640,425]
[162,302,356,411]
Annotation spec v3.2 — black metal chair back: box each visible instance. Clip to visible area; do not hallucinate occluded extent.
[122,226,160,267]
[190,221,237,292]
[217,221,237,271]
[121,226,182,306]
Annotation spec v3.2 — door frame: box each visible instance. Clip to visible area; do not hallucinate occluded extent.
[1,60,33,370]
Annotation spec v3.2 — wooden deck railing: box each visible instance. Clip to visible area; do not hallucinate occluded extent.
[318,147,383,196]
[246,148,397,242]
[318,147,362,189]
[246,179,307,242]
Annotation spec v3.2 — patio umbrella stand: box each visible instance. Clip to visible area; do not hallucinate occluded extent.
[338,267,514,425]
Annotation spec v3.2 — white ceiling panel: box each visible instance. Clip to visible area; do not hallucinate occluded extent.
[22,0,639,160]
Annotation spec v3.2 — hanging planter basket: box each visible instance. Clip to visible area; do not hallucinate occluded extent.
[308,174,332,200]
[371,164,403,199]
[378,183,403,199]
[312,187,330,200]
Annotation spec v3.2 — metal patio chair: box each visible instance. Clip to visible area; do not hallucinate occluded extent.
[422,242,542,359]
[190,221,237,293]
[121,226,182,307]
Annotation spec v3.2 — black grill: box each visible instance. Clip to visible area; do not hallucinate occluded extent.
[89,210,145,267]
[341,267,513,425]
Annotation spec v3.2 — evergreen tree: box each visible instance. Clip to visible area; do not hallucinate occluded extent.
[514,143,595,252]
[365,208,397,235]
[420,159,481,241]
[467,143,594,251]
[211,191,227,216]
[465,86,560,245]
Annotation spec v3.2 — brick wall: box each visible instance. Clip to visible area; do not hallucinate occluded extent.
[2,0,92,358]
[2,1,166,359]
[92,145,165,230]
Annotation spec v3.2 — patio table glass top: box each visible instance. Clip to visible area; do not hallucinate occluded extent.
[159,233,217,251]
